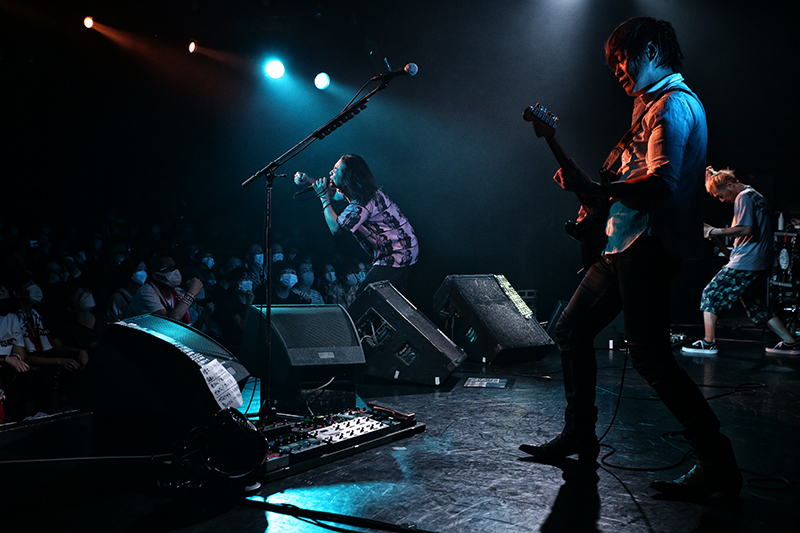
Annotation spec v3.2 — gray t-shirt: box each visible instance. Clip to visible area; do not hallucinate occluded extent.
[727,186,773,271]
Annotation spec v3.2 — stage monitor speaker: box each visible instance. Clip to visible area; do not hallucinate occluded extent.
[433,274,555,364]
[79,314,249,454]
[240,304,365,382]
[347,281,467,386]
[240,305,365,414]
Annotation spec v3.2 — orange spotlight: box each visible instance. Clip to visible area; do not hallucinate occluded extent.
[83,16,94,29]
[188,41,197,54]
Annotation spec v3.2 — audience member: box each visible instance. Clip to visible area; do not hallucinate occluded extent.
[293,256,325,304]
[213,266,255,356]
[106,258,148,322]
[0,280,29,422]
[125,255,202,324]
[271,260,311,304]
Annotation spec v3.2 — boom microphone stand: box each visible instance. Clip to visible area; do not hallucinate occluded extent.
[241,63,418,422]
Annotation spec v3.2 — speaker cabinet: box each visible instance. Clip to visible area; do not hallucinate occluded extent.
[80,314,249,454]
[433,274,554,364]
[348,281,466,386]
[240,305,365,414]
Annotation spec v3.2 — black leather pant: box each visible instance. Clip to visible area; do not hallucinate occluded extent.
[554,236,723,456]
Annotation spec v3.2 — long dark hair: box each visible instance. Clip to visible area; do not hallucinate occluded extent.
[338,154,378,203]
[605,17,683,73]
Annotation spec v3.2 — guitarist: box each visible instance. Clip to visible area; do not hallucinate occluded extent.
[519,17,742,500]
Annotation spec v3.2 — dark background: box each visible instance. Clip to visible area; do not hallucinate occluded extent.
[1,0,798,321]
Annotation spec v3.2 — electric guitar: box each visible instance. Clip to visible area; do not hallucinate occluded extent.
[524,103,616,267]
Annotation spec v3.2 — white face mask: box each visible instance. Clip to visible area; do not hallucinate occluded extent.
[356,272,367,283]
[253,254,265,267]
[325,272,336,283]
[27,284,44,304]
[157,269,182,288]
[238,280,253,293]
[271,253,283,263]
[346,274,359,287]
[132,270,148,285]
[280,273,298,288]
[201,257,215,269]
[79,293,95,311]
[301,272,314,286]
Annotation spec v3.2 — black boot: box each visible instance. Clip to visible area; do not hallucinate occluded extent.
[649,463,742,499]
[650,433,742,500]
[519,432,600,463]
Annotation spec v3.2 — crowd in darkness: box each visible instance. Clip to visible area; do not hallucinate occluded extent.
[0,212,371,423]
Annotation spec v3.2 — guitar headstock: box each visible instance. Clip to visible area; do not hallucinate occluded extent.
[522,103,558,139]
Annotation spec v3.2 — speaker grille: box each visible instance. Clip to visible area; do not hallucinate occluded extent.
[268,306,360,348]
[434,274,554,363]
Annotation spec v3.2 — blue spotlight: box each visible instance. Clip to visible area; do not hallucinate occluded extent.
[314,72,331,90]
[265,60,285,79]
[314,72,331,91]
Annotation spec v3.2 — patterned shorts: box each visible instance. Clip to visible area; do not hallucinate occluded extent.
[700,267,771,326]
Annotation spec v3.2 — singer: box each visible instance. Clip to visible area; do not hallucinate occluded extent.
[294,154,418,296]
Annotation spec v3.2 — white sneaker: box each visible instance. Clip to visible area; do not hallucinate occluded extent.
[765,341,800,355]
[681,339,719,355]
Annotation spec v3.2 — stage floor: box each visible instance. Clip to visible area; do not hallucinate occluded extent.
[1,324,799,532]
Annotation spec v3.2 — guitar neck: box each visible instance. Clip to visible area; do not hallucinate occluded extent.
[544,135,570,169]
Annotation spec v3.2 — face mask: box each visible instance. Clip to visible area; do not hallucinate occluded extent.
[356,272,367,283]
[325,272,336,283]
[301,272,314,286]
[346,274,358,287]
[79,293,95,311]
[270,253,283,263]
[157,269,182,288]
[238,280,253,292]
[253,254,265,267]
[280,273,298,288]
[201,257,215,269]
[27,284,44,304]
[132,270,148,285]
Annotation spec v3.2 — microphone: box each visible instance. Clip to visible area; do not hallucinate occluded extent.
[371,63,418,82]
[296,178,333,196]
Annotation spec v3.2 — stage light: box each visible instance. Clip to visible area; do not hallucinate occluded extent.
[188,41,197,53]
[314,72,330,90]
[83,16,93,29]
[265,60,285,79]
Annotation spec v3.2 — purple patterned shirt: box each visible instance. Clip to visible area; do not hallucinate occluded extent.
[338,190,419,267]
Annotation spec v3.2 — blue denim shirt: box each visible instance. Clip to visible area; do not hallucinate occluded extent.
[605,73,707,260]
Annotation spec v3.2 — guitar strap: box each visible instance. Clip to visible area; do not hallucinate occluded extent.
[600,87,695,178]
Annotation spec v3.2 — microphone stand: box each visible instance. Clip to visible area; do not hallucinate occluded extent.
[242,77,399,423]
